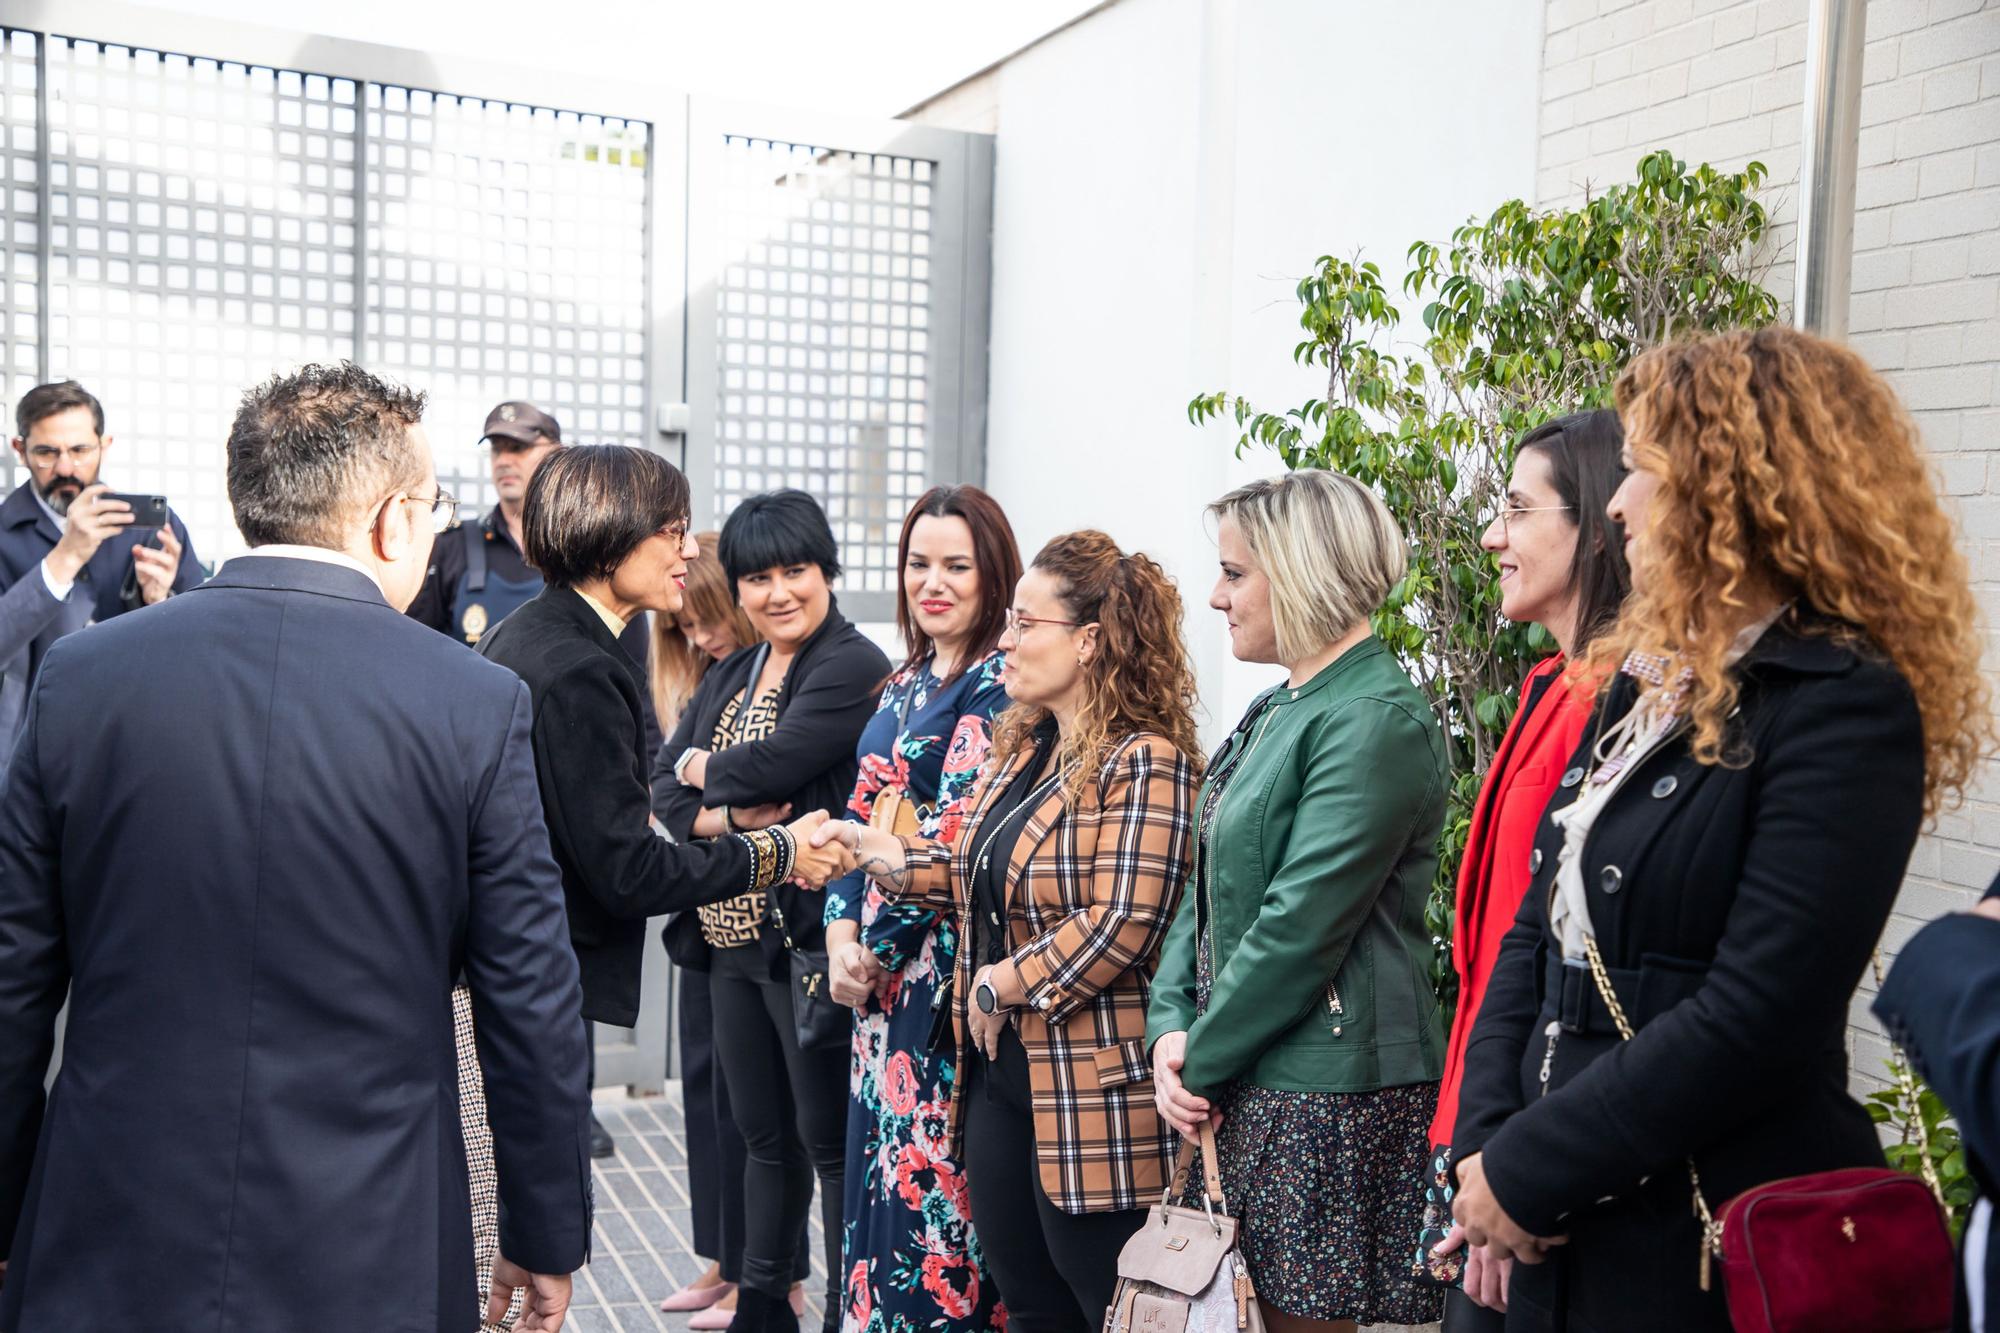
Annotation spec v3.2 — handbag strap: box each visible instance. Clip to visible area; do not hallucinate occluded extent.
[1581,937,1948,1293]
[1164,1119,1226,1209]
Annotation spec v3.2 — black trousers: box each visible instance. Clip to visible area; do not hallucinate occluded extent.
[1442,1289,1507,1331]
[679,964,810,1284]
[961,1029,1146,1333]
[710,945,847,1311]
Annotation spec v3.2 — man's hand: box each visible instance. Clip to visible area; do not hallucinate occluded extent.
[490,1256,571,1332]
[1432,1223,1511,1310]
[1451,1152,1566,1265]
[829,935,889,1009]
[1150,1031,1217,1142]
[131,520,182,605]
[785,810,854,888]
[45,485,131,586]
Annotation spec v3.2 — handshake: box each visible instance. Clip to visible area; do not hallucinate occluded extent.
[738,810,906,895]
[778,810,858,889]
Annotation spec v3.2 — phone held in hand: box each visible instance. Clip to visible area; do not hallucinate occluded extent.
[103,493,170,532]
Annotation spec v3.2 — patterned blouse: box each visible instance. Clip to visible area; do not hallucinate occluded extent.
[696,682,783,949]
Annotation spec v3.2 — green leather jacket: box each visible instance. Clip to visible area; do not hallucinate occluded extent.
[1146,638,1448,1096]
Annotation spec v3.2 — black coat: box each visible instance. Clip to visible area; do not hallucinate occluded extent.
[1874,875,2000,1333]
[652,597,888,972]
[478,585,755,1026]
[0,557,591,1331]
[1454,618,1926,1332]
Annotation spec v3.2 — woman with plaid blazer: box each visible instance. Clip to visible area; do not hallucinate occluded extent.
[820,531,1203,1333]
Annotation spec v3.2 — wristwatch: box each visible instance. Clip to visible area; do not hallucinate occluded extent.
[974,972,1007,1015]
[672,748,701,787]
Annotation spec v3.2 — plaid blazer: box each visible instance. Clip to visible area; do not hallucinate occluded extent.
[894,731,1198,1214]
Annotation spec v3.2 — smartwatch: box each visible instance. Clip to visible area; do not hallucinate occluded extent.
[974,973,1005,1015]
[673,748,700,787]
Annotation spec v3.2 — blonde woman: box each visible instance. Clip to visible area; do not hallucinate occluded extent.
[1147,470,1449,1333]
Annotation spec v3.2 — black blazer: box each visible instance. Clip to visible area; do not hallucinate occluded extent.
[479,585,756,1026]
[1874,875,2000,1333]
[653,597,889,970]
[0,557,590,1331]
[1454,617,1926,1333]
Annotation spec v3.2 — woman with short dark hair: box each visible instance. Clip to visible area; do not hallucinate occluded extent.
[476,447,850,1053]
[656,488,892,1333]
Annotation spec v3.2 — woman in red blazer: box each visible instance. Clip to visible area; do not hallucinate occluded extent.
[1423,410,1630,1332]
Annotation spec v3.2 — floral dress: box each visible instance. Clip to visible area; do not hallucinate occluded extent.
[826,651,1009,1333]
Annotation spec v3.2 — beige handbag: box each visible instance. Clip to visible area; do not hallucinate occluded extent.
[868,786,921,838]
[1104,1122,1264,1333]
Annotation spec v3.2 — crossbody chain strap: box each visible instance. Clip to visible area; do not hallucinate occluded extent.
[1581,937,1944,1294]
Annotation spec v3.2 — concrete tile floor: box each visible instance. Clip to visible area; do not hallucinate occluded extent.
[573,1087,1434,1333]
[569,1090,826,1333]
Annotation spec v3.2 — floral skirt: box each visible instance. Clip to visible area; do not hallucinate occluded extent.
[1185,1080,1445,1326]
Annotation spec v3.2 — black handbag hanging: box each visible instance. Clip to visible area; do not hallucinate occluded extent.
[767,899,850,1051]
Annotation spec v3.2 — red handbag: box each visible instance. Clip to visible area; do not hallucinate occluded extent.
[1584,940,1957,1332]
[1714,1166,1955,1333]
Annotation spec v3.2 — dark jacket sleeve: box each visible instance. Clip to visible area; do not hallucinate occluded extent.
[404,526,467,634]
[1475,666,1926,1235]
[652,670,717,840]
[700,635,888,811]
[619,617,662,760]
[534,654,752,919]
[1450,885,1546,1163]
[0,680,70,1258]
[462,681,593,1273]
[1874,906,2000,1185]
[0,563,71,666]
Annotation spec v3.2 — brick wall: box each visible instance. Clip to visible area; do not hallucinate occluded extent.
[1539,0,2000,1086]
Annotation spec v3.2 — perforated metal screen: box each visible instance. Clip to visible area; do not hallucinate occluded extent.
[362,87,649,511]
[710,137,936,599]
[0,31,41,445]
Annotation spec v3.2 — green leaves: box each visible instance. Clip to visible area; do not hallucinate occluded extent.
[1186,147,1779,1016]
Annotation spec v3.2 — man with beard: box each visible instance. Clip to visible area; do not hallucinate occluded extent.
[0,381,203,764]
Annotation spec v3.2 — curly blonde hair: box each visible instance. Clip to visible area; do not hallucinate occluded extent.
[1582,326,1991,815]
[992,531,1204,805]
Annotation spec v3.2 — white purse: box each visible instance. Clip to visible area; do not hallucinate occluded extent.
[1104,1122,1265,1333]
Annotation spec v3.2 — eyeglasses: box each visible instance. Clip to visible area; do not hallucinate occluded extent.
[658,521,690,546]
[1488,503,1575,537]
[23,442,101,470]
[1004,608,1086,636]
[400,488,461,534]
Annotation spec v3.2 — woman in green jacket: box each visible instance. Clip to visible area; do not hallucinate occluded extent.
[1147,470,1448,1333]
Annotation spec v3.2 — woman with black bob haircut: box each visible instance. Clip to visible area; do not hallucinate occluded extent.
[657,488,892,1333]
[476,447,852,1184]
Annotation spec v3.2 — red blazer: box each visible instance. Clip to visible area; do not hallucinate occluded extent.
[1429,655,1595,1147]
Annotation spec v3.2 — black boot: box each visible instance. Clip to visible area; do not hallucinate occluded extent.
[727,1287,801,1333]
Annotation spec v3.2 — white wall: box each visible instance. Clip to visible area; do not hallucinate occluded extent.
[959,0,1544,742]
[1532,0,2000,1092]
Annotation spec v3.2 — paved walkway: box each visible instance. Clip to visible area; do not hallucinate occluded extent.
[570,1089,827,1333]
[573,1087,1435,1333]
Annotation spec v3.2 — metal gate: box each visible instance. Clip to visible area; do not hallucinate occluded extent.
[0,0,994,1090]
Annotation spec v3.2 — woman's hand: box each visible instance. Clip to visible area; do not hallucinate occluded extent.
[812,820,910,894]
[1451,1152,1566,1265]
[1431,1224,1511,1311]
[966,963,1009,1060]
[1150,1031,1216,1142]
[732,801,792,831]
[784,811,853,888]
[827,925,889,1009]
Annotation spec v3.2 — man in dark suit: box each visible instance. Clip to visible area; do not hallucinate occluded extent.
[1876,879,2000,1333]
[0,363,590,1331]
[0,380,205,766]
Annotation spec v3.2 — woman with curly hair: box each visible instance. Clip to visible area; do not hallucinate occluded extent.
[1449,326,1993,1332]
[1148,469,1451,1333]
[817,531,1203,1333]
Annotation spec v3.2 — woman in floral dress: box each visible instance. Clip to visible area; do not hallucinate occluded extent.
[824,486,1020,1333]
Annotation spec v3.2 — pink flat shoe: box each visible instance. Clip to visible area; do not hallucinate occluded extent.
[662,1281,734,1314]
[688,1300,738,1329]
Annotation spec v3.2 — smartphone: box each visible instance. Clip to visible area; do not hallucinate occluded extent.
[103,493,170,531]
